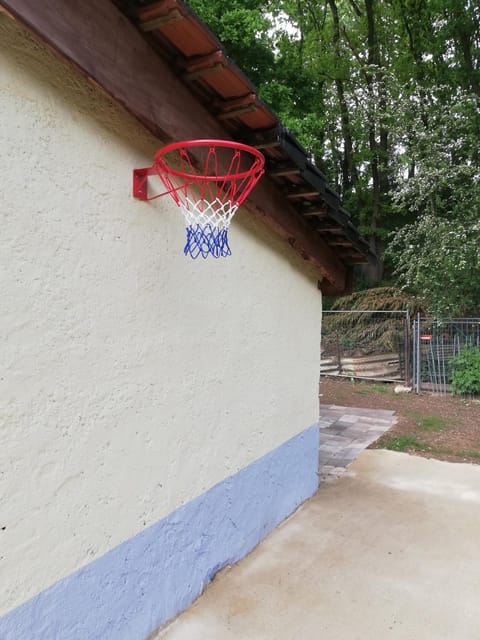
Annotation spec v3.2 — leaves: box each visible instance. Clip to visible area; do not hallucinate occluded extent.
[188,0,480,311]
[451,346,480,395]
[323,287,421,351]
[387,214,480,315]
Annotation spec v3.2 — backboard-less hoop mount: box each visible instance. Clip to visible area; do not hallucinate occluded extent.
[133,139,265,259]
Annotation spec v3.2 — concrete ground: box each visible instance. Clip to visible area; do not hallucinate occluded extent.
[156,450,480,640]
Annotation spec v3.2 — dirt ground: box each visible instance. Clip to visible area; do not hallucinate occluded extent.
[320,376,480,465]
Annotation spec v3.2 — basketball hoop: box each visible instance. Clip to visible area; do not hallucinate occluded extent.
[133,139,265,259]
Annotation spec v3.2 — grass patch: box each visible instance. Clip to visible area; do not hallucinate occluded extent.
[416,415,449,431]
[368,383,389,393]
[426,446,480,461]
[456,449,480,461]
[381,435,427,452]
[353,382,389,395]
[378,437,480,461]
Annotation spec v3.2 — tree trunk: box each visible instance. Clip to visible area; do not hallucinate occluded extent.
[327,0,358,194]
[364,0,384,279]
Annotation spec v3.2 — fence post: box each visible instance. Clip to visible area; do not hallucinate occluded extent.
[405,310,411,386]
[335,331,343,375]
[415,313,421,393]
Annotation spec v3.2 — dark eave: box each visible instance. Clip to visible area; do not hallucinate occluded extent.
[0,0,377,294]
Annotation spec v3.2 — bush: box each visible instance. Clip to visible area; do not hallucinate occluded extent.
[451,346,480,396]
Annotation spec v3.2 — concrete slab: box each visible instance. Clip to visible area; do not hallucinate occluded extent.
[155,451,480,640]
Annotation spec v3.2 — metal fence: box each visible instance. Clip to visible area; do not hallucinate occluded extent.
[322,311,480,393]
[412,316,480,394]
[321,310,411,383]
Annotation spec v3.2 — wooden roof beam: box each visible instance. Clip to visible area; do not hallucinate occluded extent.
[287,190,320,200]
[319,267,354,296]
[180,51,224,81]
[0,0,348,293]
[217,104,257,120]
[319,227,345,234]
[139,8,182,31]
[268,167,301,178]
[253,140,280,150]
[303,209,329,218]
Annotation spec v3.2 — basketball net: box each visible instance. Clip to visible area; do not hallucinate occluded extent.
[153,140,265,259]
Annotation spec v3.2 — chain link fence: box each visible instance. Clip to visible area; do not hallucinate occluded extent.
[321,311,480,394]
[321,310,411,383]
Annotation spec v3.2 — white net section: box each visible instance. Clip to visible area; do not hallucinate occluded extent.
[180,196,239,230]
[179,197,239,259]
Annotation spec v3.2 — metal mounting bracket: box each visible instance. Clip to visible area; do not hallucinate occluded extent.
[133,167,157,200]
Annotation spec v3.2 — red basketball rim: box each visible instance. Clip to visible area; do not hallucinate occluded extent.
[153,139,265,181]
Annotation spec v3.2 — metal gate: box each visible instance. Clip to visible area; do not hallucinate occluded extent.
[412,316,480,394]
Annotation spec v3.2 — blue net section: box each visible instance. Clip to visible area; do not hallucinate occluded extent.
[184,223,232,259]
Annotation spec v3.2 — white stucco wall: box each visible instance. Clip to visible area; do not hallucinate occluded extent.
[0,15,322,614]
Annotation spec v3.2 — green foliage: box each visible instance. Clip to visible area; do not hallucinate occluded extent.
[451,346,480,396]
[391,88,480,220]
[187,0,274,87]
[381,435,426,452]
[387,214,480,315]
[330,287,421,313]
[187,0,480,287]
[416,416,448,431]
[403,410,449,431]
[353,382,388,395]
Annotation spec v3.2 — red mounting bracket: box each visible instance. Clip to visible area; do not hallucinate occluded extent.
[133,167,157,201]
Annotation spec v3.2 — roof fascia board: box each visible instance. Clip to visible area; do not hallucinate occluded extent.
[0,0,347,291]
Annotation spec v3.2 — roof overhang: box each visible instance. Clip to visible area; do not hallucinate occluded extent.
[0,0,377,295]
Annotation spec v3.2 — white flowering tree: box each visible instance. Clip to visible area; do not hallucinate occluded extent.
[388,214,480,316]
[387,82,480,315]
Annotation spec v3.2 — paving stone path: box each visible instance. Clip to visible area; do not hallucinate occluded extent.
[319,405,397,482]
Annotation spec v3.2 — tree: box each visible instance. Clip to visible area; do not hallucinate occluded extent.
[187,0,275,87]
[187,0,480,303]
[387,213,480,316]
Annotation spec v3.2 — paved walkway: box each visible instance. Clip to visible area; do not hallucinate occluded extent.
[319,404,397,482]
[157,450,480,640]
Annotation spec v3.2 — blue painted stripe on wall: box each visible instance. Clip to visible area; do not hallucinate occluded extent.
[0,424,319,640]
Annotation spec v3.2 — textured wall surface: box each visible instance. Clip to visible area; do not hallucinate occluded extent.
[0,425,319,640]
[0,13,322,621]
